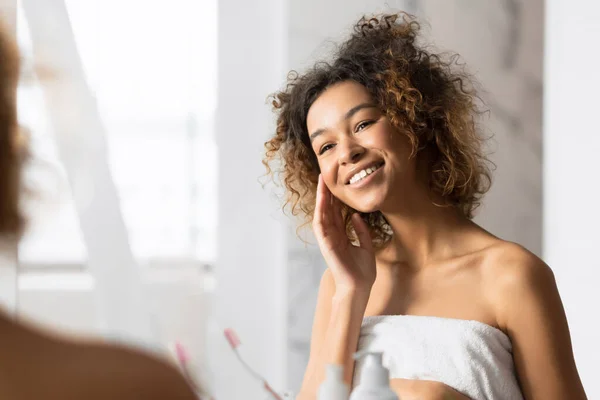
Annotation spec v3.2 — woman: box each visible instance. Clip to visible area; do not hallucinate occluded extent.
[0,21,197,400]
[264,13,587,400]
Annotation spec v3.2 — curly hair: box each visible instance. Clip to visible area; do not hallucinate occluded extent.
[0,20,27,237]
[264,13,492,247]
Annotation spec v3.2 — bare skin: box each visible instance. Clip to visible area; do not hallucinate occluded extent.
[297,81,587,400]
[0,313,198,400]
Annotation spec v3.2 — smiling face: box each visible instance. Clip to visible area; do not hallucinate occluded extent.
[306,80,418,213]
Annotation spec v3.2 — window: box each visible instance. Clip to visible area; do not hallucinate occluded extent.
[16,0,218,268]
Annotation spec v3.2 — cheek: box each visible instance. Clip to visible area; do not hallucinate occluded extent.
[391,131,413,154]
[377,132,412,162]
[319,161,337,185]
[363,122,398,148]
[318,161,349,199]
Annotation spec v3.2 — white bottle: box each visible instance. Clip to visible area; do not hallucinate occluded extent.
[317,364,350,400]
[349,352,399,400]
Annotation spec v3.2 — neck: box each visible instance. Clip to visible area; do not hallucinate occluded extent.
[378,185,478,268]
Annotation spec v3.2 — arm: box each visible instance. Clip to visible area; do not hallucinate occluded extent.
[297,175,376,399]
[297,269,370,399]
[496,255,587,400]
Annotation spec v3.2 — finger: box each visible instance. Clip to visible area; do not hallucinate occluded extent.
[317,176,343,232]
[351,213,373,252]
[313,175,330,235]
[331,196,345,232]
[320,176,333,227]
[313,175,323,220]
[322,176,338,224]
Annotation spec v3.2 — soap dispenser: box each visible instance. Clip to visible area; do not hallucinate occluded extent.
[349,352,398,400]
[317,364,350,400]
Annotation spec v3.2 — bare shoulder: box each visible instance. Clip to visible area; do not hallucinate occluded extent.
[478,240,557,326]
[62,340,198,399]
[2,320,198,400]
[475,240,586,399]
[481,240,552,282]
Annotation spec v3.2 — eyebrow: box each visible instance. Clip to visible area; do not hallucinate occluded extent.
[309,103,378,142]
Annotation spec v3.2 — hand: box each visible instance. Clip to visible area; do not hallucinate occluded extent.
[313,175,376,295]
[389,379,471,400]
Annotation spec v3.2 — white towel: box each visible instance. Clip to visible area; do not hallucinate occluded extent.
[353,315,524,400]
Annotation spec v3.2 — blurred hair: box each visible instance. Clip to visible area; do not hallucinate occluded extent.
[263,13,492,247]
[0,19,27,237]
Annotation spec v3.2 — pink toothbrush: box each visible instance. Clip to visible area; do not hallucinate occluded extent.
[223,328,283,400]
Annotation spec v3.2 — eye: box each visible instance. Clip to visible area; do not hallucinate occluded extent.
[319,143,335,155]
[356,120,374,132]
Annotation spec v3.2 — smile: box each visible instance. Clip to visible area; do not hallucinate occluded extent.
[347,162,384,185]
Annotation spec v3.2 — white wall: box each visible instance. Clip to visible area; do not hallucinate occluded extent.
[418,0,544,257]
[544,1,600,397]
[210,0,289,398]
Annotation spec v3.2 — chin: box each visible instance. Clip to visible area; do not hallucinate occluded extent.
[356,206,381,214]
[341,184,390,214]
[347,198,384,214]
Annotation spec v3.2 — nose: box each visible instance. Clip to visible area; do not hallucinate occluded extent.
[338,138,365,166]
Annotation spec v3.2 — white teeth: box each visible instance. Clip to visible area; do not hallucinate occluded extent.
[349,164,381,185]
